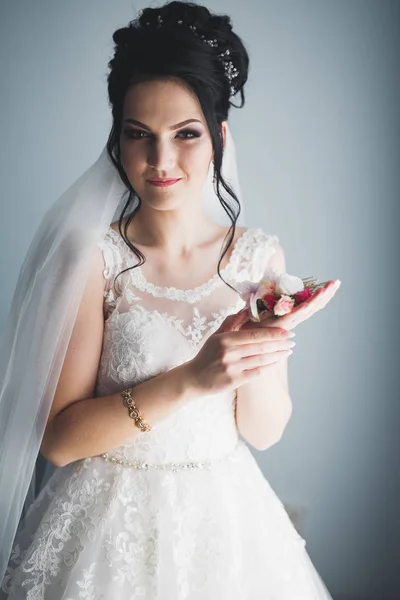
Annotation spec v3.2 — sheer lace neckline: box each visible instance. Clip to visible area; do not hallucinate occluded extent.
[106,226,255,300]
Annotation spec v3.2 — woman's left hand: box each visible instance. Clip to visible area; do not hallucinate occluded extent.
[239,279,341,332]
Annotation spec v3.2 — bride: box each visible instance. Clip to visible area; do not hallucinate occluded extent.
[0,2,340,598]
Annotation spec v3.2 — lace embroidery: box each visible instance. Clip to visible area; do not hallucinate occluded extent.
[1,447,311,600]
[126,228,251,303]
[0,224,330,600]
[94,226,279,398]
[97,226,278,314]
[101,226,275,303]
[94,300,244,400]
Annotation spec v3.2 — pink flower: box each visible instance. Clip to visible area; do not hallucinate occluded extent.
[273,295,295,316]
[295,288,312,305]
[260,293,278,311]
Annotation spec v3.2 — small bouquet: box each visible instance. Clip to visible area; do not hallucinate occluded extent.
[236,268,330,322]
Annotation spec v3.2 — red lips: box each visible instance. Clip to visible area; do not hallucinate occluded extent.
[147,178,181,187]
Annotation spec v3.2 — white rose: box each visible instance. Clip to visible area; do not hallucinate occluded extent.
[275,273,304,296]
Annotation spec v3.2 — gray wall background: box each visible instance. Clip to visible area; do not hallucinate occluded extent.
[1,1,399,598]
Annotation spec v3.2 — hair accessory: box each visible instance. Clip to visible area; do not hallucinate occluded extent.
[145,15,239,97]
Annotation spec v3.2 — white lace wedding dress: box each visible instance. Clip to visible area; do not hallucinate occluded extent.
[1,226,333,599]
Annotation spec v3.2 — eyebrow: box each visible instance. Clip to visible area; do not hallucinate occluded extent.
[123,118,203,131]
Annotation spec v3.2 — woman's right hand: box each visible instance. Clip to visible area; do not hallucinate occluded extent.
[185,309,296,395]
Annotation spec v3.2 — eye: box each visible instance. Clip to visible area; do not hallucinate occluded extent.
[123,129,201,140]
[176,129,201,139]
[123,130,148,140]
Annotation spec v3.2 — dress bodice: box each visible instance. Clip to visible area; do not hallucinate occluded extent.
[94,226,279,465]
[3,225,330,600]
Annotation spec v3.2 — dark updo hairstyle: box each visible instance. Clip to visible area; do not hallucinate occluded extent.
[106,1,249,293]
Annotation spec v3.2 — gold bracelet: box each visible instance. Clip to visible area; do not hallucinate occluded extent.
[121,388,152,432]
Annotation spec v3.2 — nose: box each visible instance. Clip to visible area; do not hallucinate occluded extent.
[147,138,176,174]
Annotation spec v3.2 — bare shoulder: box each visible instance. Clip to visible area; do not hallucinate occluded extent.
[110,220,121,233]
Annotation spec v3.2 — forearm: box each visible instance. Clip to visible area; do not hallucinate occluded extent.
[235,362,292,451]
[41,362,198,467]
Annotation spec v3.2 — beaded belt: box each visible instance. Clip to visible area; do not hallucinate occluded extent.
[98,440,243,472]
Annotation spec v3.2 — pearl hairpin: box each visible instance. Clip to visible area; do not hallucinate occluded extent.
[144,16,239,97]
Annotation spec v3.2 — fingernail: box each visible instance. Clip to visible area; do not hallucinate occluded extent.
[281,330,295,338]
[334,280,341,289]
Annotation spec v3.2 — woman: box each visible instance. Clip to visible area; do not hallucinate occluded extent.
[0,2,339,597]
